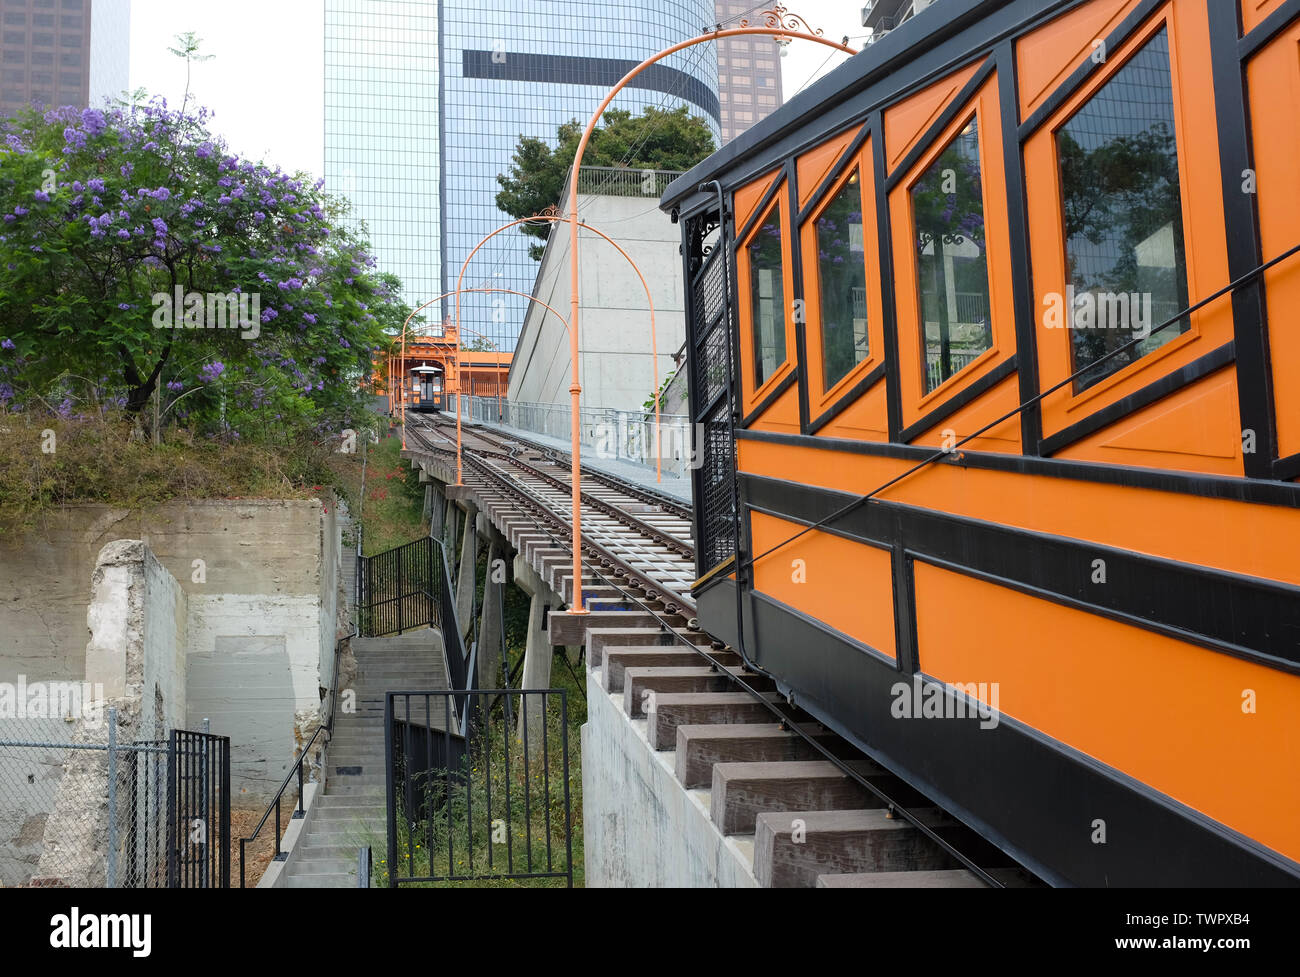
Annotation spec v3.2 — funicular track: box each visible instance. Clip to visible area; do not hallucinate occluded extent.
[403,412,1041,889]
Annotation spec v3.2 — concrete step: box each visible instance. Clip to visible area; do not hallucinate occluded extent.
[603,647,741,692]
[623,667,775,718]
[710,760,886,836]
[299,843,380,862]
[308,805,385,821]
[674,724,837,789]
[753,808,962,888]
[645,692,783,751]
[586,629,712,670]
[283,872,357,888]
[287,856,355,876]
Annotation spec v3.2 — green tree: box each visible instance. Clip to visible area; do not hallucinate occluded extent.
[0,96,405,442]
[496,105,715,259]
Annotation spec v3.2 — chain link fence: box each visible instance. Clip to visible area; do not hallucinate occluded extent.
[0,709,229,888]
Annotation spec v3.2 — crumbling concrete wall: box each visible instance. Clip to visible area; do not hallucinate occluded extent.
[0,499,339,810]
[32,540,186,887]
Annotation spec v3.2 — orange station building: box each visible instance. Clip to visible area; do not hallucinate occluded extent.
[376,320,511,414]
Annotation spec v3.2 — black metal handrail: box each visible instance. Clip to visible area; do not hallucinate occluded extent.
[237,627,356,888]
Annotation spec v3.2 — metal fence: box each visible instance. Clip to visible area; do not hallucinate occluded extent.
[451,395,695,478]
[575,165,682,198]
[358,536,440,638]
[0,710,230,888]
[383,690,572,887]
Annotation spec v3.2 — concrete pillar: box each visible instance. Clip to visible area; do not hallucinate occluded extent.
[477,537,504,689]
[513,555,553,743]
[455,502,479,641]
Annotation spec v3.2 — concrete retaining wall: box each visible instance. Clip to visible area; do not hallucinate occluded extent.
[581,664,757,888]
[0,499,341,806]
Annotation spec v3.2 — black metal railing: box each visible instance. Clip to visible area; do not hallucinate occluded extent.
[358,536,440,637]
[167,729,232,888]
[383,690,572,887]
[237,629,355,888]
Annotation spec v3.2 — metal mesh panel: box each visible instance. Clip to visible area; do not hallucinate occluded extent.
[693,249,725,331]
[698,323,729,412]
[699,406,736,571]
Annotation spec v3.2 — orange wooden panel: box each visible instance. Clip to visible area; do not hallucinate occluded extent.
[1241,0,1288,34]
[1016,0,1139,119]
[915,561,1300,863]
[736,436,1300,587]
[799,139,888,417]
[1055,367,1243,475]
[748,381,800,434]
[909,372,1022,455]
[796,125,861,209]
[883,60,983,172]
[888,73,1019,437]
[751,511,896,659]
[733,167,781,234]
[1025,1,1235,472]
[817,380,890,442]
[1246,19,1300,460]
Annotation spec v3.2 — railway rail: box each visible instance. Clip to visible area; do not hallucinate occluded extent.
[402,411,1040,889]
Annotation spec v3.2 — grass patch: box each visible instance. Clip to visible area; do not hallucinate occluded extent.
[0,412,337,531]
[367,667,585,888]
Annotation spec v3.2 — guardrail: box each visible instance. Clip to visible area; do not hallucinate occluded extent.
[575,165,683,198]
[451,395,694,479]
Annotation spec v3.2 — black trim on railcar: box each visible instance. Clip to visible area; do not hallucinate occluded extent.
[699,577,1300,888]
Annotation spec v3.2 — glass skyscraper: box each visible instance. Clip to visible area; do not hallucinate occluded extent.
[324,0,442,315]
[324,0,720,352]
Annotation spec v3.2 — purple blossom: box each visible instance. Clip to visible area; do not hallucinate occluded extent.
[33,190,49,202]
[1,338,14,350]
[200,361,225,383]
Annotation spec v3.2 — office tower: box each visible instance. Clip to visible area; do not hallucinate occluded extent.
[0,0,114,118]
[714,0,784,144]
[324,0,720,353]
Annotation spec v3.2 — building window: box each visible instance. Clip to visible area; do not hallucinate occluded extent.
[912,116,991,394]
[747,209,787,388]
[815,169,869,390]
[758,94,776,107]
[1057,27,1188,393]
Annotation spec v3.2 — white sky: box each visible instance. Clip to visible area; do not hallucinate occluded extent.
[122,1,867,180]
[776,1,873,102]
[127,0,325,178]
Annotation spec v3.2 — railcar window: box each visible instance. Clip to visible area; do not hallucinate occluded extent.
[912,118,992,394]
[1057,27,1189,393]
[747,212,787,388]
[815,169,869,391]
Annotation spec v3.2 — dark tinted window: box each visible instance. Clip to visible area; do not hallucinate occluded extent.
[912,117,992,394]
[1057,27,1189,392]
[747,210,786,388]
[814,169,869,391]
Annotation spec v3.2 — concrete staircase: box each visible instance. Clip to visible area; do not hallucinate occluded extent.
[280,630,450,887]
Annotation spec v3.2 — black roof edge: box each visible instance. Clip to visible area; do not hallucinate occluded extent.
[659,0,1016,212]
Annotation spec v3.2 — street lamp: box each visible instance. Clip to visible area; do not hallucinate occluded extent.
[561,7,857,613]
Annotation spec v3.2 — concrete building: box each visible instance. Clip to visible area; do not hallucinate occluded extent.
[323,0,720,355]
[862,0,940,41]
[508,168,685,413]
[715,0,783,144]
[0,0,129,119]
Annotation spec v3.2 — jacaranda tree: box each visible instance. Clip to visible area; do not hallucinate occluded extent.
[0,96,404,442]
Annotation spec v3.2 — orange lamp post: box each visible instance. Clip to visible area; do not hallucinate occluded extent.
[562,7,857,612]
[453,209,665,485]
